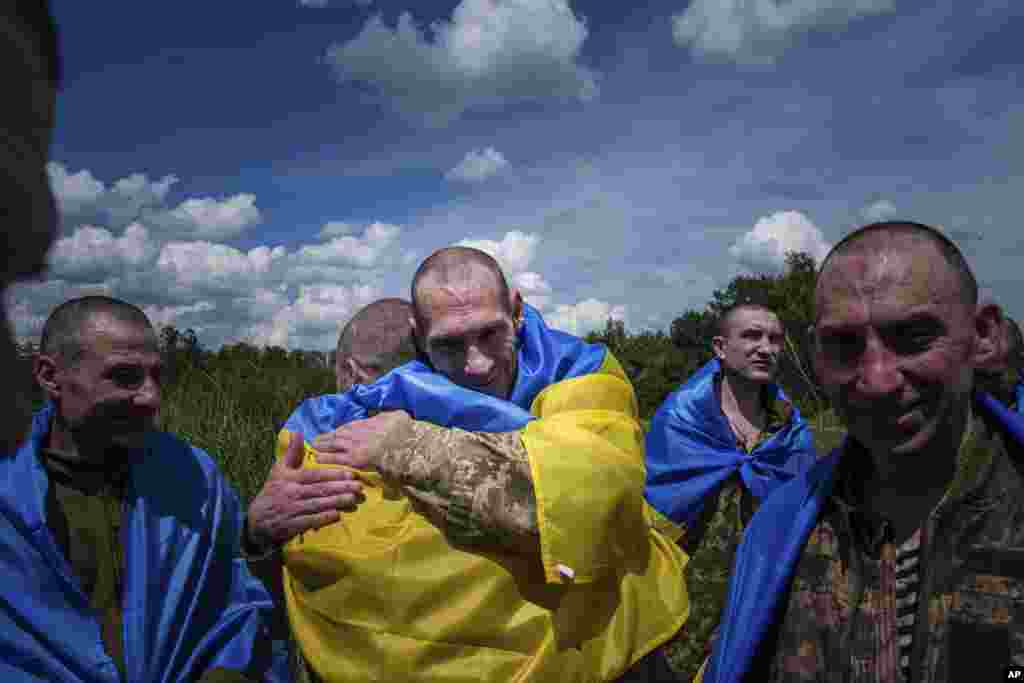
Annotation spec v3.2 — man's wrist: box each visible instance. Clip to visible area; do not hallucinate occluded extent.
[241,515,279,561]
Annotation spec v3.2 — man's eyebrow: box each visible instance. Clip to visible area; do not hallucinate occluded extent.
[430,321,505,345]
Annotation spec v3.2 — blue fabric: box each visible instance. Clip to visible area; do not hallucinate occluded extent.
[643,358,817,527]
[1015,381,1024,413]
[704,392,1024,683]
[284,303,608,440]
[0,403,290,683]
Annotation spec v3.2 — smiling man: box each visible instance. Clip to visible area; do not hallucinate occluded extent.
[275,247,689,682]
[644,304,816,679]
[702,221,1024,683]
[1,296,287,682]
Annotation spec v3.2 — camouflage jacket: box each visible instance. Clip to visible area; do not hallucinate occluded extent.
[662,391,796,680]
[754,406,1024,683]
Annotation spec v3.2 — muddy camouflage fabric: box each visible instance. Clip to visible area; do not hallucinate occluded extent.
[377,420,538,550]
[662,395,794,681]
[755,408,1024,683]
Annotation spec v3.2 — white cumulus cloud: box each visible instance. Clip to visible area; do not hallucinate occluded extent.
[157,241,287,292]
[245,283,380,348]
[673,0,895,64]
[446,147,509,183]
[860,199,898,222]
[296,221,401,269]
[143,301,216,330]
[318,221,357,239]
[729,210,832,272]
[149,193,262,240]
[546,298,626,336]
[48,162,179,227]
[49,223,156,282]
[457,229,539,273]
[324,0,598,125]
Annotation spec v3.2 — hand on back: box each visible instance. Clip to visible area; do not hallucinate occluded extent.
[246,432,365,551]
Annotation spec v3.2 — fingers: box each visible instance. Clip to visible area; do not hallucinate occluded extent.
[282,431,305,469]
[293,467,359,485]
[288,510,343,536]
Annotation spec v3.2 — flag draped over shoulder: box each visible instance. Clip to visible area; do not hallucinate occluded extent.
[280,303,690,682]
[0,404,287,683]
[702,392,1024,683]
[643,358,817,528]
[284,303,605,439]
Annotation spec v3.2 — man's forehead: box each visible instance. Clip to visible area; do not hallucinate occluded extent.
[816,237,964,321]
[80,316,157,357]
[730,308,781,332]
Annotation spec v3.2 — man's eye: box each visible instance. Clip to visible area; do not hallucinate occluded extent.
[888,329,935,354]
[822,333,862,361]
[111,367,144,388]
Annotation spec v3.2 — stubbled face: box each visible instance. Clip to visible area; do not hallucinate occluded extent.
[813,236,979,458]
[715,308,784,384]
[48,316,163,452]
[1,17,59,452]
[416,271,520,400]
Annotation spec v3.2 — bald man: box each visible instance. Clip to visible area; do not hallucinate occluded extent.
[644,304,816,679]
[1,1,61,454]
[275,247,689,682]
[4,296,287,681]
[702,222,1024,683]
[245,299,415,558]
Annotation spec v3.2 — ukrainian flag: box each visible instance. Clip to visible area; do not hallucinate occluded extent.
[279,304,690,682]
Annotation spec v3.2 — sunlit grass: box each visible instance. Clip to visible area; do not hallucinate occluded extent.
[158,360,336,503]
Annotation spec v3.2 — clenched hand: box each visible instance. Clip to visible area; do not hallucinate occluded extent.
[246,432,365,552]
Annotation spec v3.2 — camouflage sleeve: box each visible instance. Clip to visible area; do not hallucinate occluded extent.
[376,420,540,554]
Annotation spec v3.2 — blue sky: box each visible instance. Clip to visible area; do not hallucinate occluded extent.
[12,0,1024,349]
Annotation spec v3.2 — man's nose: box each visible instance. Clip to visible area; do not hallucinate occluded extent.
[133,374,161,410]
[856,335,904,398]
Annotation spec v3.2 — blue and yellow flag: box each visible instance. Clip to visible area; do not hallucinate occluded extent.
[644,358,817,528]
[702,391,1024,683]
[280,304,690,682]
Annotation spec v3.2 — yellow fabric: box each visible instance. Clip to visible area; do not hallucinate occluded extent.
[282,351,690,682]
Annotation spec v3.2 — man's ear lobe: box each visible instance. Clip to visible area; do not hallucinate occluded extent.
[973,302,1005,369]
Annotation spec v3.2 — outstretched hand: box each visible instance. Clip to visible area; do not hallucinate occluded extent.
[246,432,365,552]
[312,410,412,472]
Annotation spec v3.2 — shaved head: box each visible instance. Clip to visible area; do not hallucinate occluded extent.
[335,298,416,391]
[818,221,978,309]
[41,296,155,366]
[717,303,780,338]
[410,247,511,329]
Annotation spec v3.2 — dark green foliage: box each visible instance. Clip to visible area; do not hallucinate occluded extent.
[158,347,336,503]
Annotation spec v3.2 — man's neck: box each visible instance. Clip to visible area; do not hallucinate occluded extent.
[719,371,766,428]
[46,416,109,467]
[859,404,972,544]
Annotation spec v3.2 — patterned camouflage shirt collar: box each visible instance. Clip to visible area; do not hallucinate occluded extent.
[713,373,795,452]
[830,403,1003,553]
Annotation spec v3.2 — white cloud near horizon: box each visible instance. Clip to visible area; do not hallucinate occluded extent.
[729,210,832,272]
[446,147,509,182]
[861,199,899,222]
[673,0,895,64]
[324,0,598,125]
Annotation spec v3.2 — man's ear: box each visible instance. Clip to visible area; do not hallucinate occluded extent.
[34,353,61,400]
[711,335,726,361]
[509,288,523,327]
[349,357,376,386]
[972,302,1005,370]
[409,316,430,363]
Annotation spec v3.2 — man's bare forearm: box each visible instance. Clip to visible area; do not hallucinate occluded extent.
[377,420,540,554]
